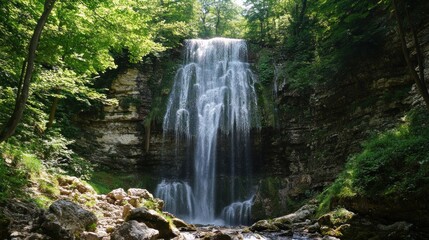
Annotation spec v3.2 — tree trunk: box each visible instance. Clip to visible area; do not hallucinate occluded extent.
[404,3,426,88]
[0,0,57,143]
[46,97,59,130]
[215,7,221,36]
[393,0,429,110]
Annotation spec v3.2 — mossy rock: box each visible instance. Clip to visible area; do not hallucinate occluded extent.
[249,219,280,232]
[318,208,355,228]
[252,177,290,220]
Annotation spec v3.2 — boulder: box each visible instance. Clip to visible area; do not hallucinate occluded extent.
[318,208,355,237]
[127,188,153,199]
[42,200,97,239]
[107,188,128,202]
[172,217,196,231]
[126,207,179,239]
[249,220,279,232]
[111,220,159,240]
[250,204,317,232]
[273,204,317,227]
[1,201,46,239]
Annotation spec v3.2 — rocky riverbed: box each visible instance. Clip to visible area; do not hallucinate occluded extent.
[0,175,419,239]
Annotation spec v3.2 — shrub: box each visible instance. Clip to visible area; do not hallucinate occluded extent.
[0,154,28,202]
[317,108,429,214]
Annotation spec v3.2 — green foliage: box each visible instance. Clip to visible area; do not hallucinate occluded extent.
[197,0,245,38]
[246,0,393,89]
[0,160,28,203]
[0,133,95,203]
[0,0,197,145]
[317,108,429,215]
[244,0,277,44]
[256,48,275,85]
[143,53,182,129]
[316,167,356,216]
[38,178,60,197]
[143,199,158,210]
[255,83,275,127]
[86,222,97,232]
[21,154,43,174]
[352,110,429,197]
[251,47,278,127]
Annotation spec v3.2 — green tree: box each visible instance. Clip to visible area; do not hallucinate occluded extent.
[197,0,245,37]
[244,0,276,43]
[0,0,197,143]
[0,0,57,143]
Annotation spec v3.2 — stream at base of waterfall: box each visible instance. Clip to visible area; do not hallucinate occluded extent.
[155,38,259,225]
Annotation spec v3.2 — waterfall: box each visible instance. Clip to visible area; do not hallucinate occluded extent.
[221,197,254,226]
[157,38,258,225]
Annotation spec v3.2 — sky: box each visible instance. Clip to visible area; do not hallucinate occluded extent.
[233,0,245,8]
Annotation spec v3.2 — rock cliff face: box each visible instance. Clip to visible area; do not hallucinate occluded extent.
[75,58,183,175]
[251,23,429,220]
[76,68,151,169]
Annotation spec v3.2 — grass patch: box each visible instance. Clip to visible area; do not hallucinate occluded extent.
[38,178,60,197]
[21,154,42,174]
[0,158,28,203]
[33,195,54,208]
[88,170,153,194]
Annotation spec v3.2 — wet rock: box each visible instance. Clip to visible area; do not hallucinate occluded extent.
[111,220,159,240]
[317,207,355,237]
[306,222,320,233]
[318,214,334,228]
[126,207,179,239]
[249,220,279,232]
[42,199,97,239]
[273,204,317,227]
[322,236,340,240]
[203,232,232,240]
[172,217,196,231]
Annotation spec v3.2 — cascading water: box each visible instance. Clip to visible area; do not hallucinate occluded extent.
[156,38,258,225]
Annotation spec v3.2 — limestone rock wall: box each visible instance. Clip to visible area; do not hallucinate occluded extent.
[76,68,151,169]
[251,23,429,220]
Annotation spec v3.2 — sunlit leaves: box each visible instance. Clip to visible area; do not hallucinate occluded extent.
[0,0,197,141]
[197,0,245,38]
